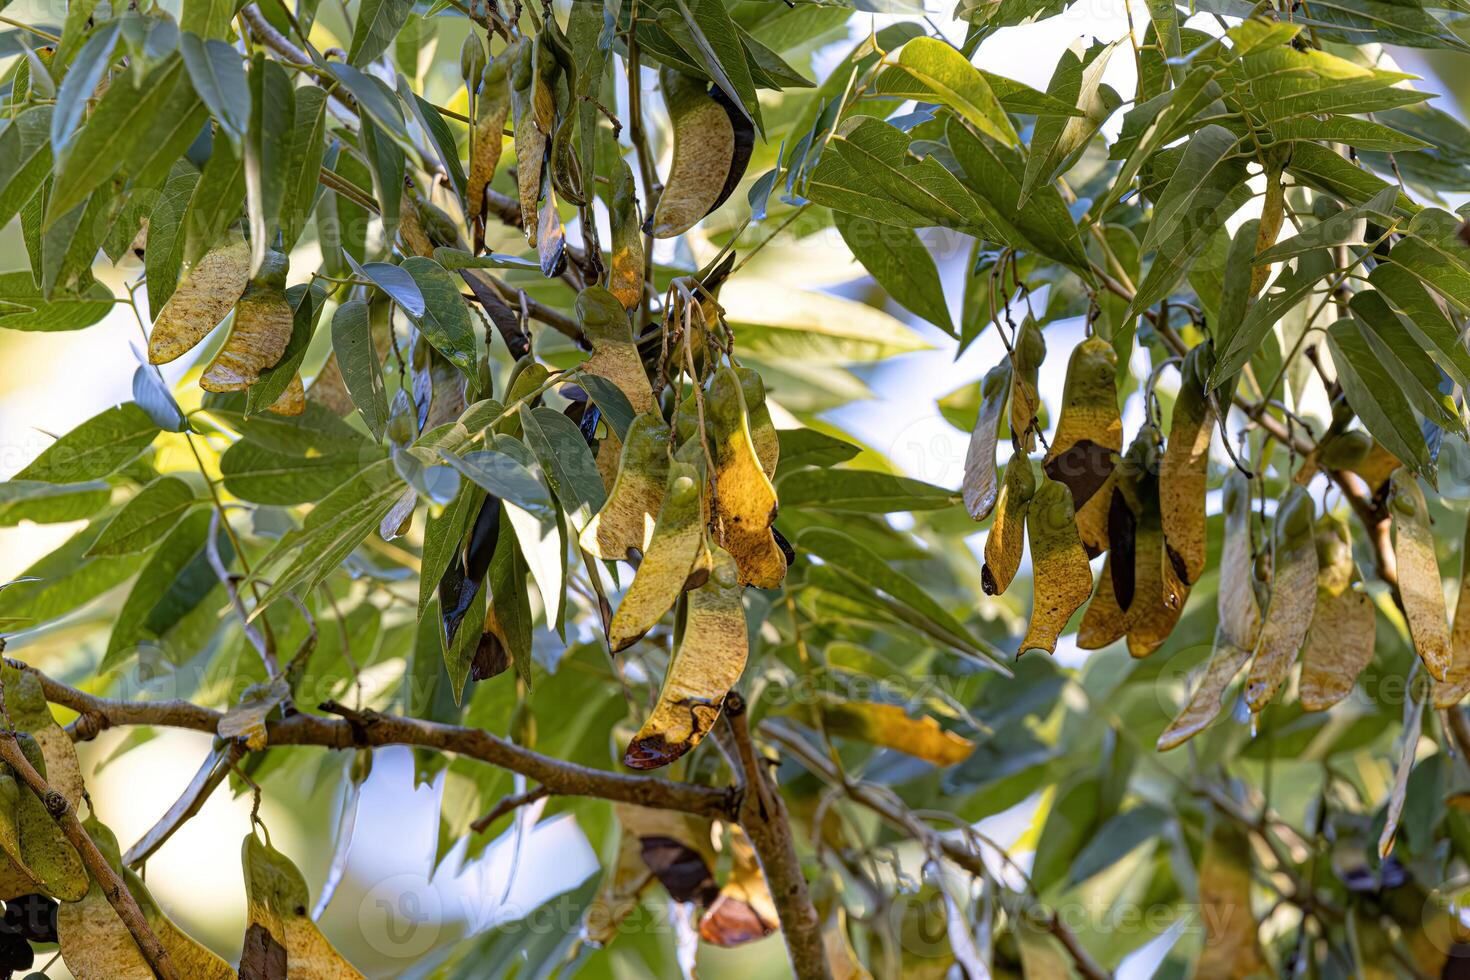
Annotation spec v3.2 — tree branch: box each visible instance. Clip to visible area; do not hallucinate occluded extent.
[0,733,180,980]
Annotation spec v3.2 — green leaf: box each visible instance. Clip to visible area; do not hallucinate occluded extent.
[1020,39,1121,205]
[104,509,221,670]
[0,271,113,333]
[51,20,121,152]
[1325,318,1431,477]
[401,257,477,378]
[578,375,635,441]
[778,468,958,513]
[776,429,861,472]
[1381,209,1470,313]
[180,0,236,38]
[1211,250,1334,388]
[418,482,478,617]
[180,32,249,144]
[143,166,201,314]
[0,481,112,528]
[719,275,929,364]
[520,406,606,535]
[0,106,53,231]
[877,36,1016,145]
[348,0,414,67]
[331,299,389,439]
[1368,261,1470,389]
[276,85,330,251]
[1255,186,1397,264]
[1349,290,1464,436]
[180,132,247,271]
[666,0,761,131]
[833,213,953,336]
[346,253,425,317]
[245,53,295,275]
[13,404,159,483]
[87,477,200,556]
[0,520,148,628]
[220,439,365,506]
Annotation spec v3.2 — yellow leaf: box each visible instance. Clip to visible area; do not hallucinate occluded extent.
[708,367,785,588]
[817,699,974,766]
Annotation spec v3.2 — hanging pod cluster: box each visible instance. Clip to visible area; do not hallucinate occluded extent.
[571,287,785,770]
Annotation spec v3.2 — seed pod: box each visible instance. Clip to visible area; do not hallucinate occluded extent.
[649,68,752,238]
[707,367,785,588]
[814,699,974,766]
[624,548,747,769]
[1317,428,1372,470]
[1020,479,1093,655]
[578,286,656,413]
[1299,517,1375,712]
[962,360,1012,521]
[147,233,252,364]
[1156,628,1254,750]
[240,833,365,978]
[736,367,779,481]
[1439,516,1470,706]
[467,55,511,232]
[537,175,567,278]
[608,461,707,651]
[1243,486,1318,710]
[1009,318,1045,452]
[0,735,85,902]
[607,158,645,311]
[1118,426,1184,658]
[265,374,306,416]
[200,251,294,393]
[982,455,1034,596]
[1390,468,1451,681]
[580,413,671,561]
[1195,820,1268,978]
[1159,346,1214,586]
[1042,336,1120,553]
[459,32,486,87]
[1218,471,1262,651]
[1077,553,1127,649]
[509,38,553,241]
[585,822,656,945]
[614,803,719,906]
[699,828,779,947]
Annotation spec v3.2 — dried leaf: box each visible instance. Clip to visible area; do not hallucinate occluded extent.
[962,361,1011,521]
[1157,628,1253,750]
[608,461,706,651]
[1390,468,1451,681]
[708,367,785,588]
[650,68,737,238]
[1020,479,1092,655]
[1244,486,1318,710]
[147,233,251,364]
[1042,336,1120,552]
[200,252,294,392]
[578,286,656,413]
[982,455,1033,595]
[1159,346,1214,585]
[1008,318,1045,452]
[614,803,718,905]
[817,699,974,766]
[580,413,670,561]
[241,833,365,979]
[624,547,748,770]
[584,824,654,945]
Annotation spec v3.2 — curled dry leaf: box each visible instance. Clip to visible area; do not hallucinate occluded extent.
[1195,819,1268,979]
[1009,318,1045,452]
[242,832,365,979]
[1156,628,1254,750]
[580,413,670,561]
[1020,479,1092,655]
[962,360,1011,521]
[1244,486,1318,711]
[1042,336,1120,553]
[147,233,252,365]
[708,367,785,588]
[699,828,778,947]
[1218,471,1262,651]
[608,461,706,651]
[1159,345,1214,586]
[467,55,511,227]
[624,547,748,770]
[816,699,974,766]
[650,68,750,238]
[982,454,1034,596]
[608,158,644,310]
[1390,468,1451,681]
[201,251,293,393]
[1300,516,1375,711]
[1439,515,1470,706]
[578,286,656,413]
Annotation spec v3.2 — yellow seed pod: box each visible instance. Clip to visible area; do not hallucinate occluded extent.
[815,699,973,766]
[1156,628,1254,750]
[1009,318,1045,452]
[200,252,294,393]
[578,286,656,413]
[1243,486,1318,710]
[1439,516,1470,707]
[736,367,779,481]
[1159,346,1215,586]
[962,360,1012,521]
[147,233,252,364]
[608,461,707,651]
[1390,468,1451,681]
[581,413,671,561]
[1042,336,1120,553]
[982,454,1035,596]
[1195,820,1268,978]
[1020,479,1093,655]
[624,548,748,769]
[650,68,748,238]
[1218,471,1262,652]
[467,54,511,225]
[608,157,645,310]
[1077,552,1127,650]
[1299,514,1375,711]
[707,367,785,588]
[241,833,366,979]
